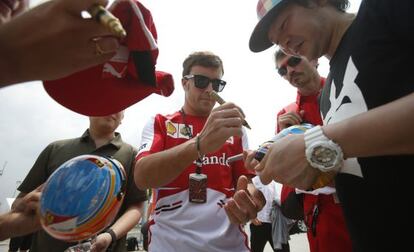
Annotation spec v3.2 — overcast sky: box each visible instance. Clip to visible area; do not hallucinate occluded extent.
[0,0,361,212]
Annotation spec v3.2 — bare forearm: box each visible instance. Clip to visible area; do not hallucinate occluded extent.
[0,211,40,241]
[325,92,414,158]
[135,138,199,189]
[0,29,19,87]
[110,204,142,239]
[0,213,9,241]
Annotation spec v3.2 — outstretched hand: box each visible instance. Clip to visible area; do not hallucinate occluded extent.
[224,176,265,224]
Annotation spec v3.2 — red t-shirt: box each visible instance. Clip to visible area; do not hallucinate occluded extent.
[136,110,252,251]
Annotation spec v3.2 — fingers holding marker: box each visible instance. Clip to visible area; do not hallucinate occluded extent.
[62,0,126,38]
[210,91,251,129]
[87,4,126,38]
[63,0,109,14]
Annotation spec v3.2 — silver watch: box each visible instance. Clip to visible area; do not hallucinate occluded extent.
[304,126,343,172]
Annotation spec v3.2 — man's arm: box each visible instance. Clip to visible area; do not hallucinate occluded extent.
[0,0,119,87]
[325,92,414,158]
[0,187,42,241]
[135,103,245,189]
[11,192,28,211]
[90,203,143,252]
[0,211,40,241]
[1,144,52,240]
[135,137,199,189]
[258,92,414,188]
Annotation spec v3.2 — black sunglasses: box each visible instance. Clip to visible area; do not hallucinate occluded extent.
[183,74,226,92]
[277,56,302,77]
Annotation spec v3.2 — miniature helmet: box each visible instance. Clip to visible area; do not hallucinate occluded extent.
[40,154,126,242]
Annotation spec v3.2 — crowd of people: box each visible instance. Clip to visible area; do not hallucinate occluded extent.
[1,0,414,251]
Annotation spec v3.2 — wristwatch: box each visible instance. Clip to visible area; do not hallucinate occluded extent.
[304,125,344,172]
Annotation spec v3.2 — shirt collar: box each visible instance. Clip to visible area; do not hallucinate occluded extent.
[81,129,123,149]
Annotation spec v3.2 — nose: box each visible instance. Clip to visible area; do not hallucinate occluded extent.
[204,81,214,92]
[287,63,297,73]
[281,36,302,57]
[280,41,296,56]
[282,66,293,80]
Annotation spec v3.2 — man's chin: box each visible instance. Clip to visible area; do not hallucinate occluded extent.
[292,81,305,89]
[200,100,214,107]
[198,104,214,115]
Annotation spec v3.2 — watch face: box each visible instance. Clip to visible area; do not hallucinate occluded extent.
[311,146,337,168]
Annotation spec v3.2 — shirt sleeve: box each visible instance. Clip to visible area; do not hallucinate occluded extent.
[122,147,147,207]
[18,143,54,194]
[136,114,165,161]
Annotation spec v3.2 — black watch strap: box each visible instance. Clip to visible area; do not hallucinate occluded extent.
[106,228,117,248]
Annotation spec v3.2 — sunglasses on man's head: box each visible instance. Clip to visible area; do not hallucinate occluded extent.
[183,74,226,92]
[277,56,302,77]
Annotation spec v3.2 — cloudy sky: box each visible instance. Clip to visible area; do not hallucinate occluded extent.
[0,0,361,212]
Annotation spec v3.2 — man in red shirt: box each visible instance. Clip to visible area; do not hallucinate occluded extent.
[134,51,265,252]
[275,50,351,252]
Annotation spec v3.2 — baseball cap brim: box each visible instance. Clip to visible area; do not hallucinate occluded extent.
[249,0,288,53]
[43,66,174,116]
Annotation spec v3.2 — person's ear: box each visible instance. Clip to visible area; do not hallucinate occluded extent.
[182,78,189,91]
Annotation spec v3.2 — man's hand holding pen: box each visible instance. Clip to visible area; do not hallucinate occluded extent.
[0,0,124,85]
[197,102,245,156]
[210,91,252,129]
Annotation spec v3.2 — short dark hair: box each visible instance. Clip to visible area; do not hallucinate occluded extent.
[292,0,349,12]
[182,51,224,77]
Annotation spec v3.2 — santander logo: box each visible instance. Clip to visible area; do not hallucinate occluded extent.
[193,153,232,167]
